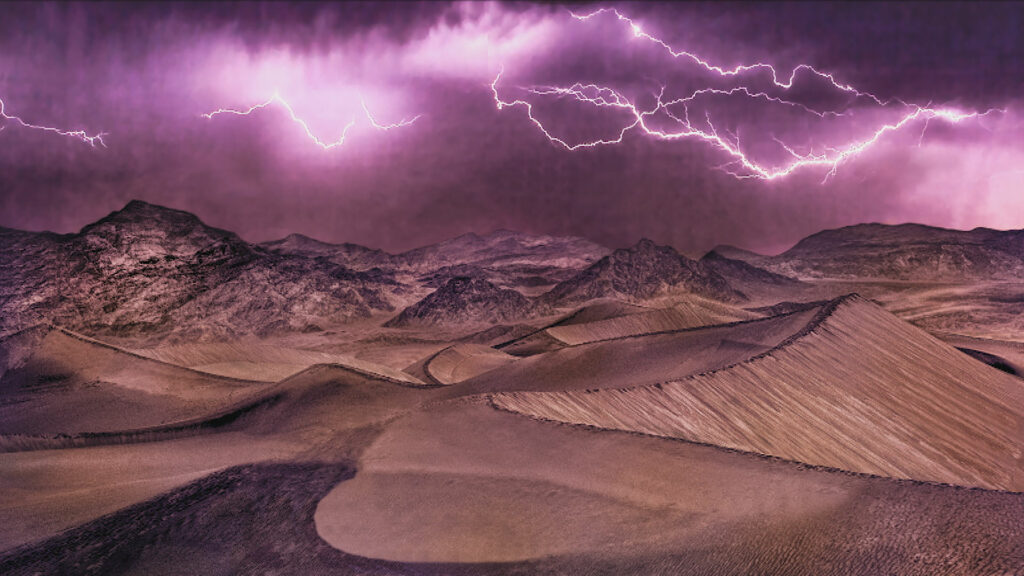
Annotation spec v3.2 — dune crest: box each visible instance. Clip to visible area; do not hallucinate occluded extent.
[493,295,1024,491]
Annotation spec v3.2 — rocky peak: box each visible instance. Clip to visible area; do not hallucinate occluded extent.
[73,200,250,264]
[384,277,544,327]
[545,238,744,305]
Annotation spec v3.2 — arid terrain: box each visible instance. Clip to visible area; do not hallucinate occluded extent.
[1,201,1023,575]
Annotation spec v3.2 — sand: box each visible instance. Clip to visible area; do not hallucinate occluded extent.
[493,295,1024,490]
[3,294,1023,573]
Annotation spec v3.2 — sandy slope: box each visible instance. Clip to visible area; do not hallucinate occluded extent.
[0,362,434,550]
[493,295,1024,490]
[8,455,1024,575]
[132,340,424,384]
[552,298,649,325]
[3,295,1023,573]
[937,332,1024,376]
[0,321,421,439]
[0,326,268,435]
[316,401,852,563]
[422,344,517,385]
[444,306,819,397]
[0,326,424,439]
[501,296,757,355]
[314,400,1024,571]
[0,431,304,550]
[545,298,758,346]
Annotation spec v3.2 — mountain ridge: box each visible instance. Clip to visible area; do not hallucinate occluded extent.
[544,238,745,305]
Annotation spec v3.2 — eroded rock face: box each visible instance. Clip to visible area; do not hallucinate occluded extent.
[544,238,745,305]
[385,277,547,327]
[260,233,395,271]
[0,201,404,342]
[395,229,608,273]
[1,202,609,341]
[699,250,802,294]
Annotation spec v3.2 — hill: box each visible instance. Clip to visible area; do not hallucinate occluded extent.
[760,223,1024,281]
[1,203,610,342]
[0,325,265,435]
[699,250,803,300]
[543,239,744,305]
[0,201,406,341]
[384,277,548,327]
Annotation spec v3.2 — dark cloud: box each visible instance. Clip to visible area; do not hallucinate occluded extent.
[1,2,1020,254]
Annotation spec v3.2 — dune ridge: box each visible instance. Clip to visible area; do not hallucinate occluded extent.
[423,344,517,385]
[499,297,766,356]
[545,299,758,346]
[4,324,259,384]
[0,322,432,453]
[0,359,428,453]
[492,295,1024,491]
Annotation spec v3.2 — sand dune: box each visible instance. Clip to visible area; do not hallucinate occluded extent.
[0,364,432,548]
[446,306,819,397]
[1,359,435,454]
[2,301,1023,572]
[238,364,433,437]
[0,324,424,442]
[500,296,760,355]
[546,297,758,346]
[0,326,267,435]
[0,433,307,552]
[937,332,1024,376]
[422,344,517,385]
[6,203,1024,573]
[553,298,649,325]
[132,340,423,384]
[314,401,1024,571]
[493,295,1024,490]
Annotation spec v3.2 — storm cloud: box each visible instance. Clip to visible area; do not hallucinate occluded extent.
[1,1,1021,254]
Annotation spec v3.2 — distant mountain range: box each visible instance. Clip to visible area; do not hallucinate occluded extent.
[2,202,1021,341]
[0,201,606,340]
[709,223,1024,281]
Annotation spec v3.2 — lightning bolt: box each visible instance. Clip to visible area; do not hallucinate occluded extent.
[0,97,107,147]
[492,9,1005,181]
[570,7,895,107]
[361,99,421,131]
[492,68,648,151]
[202,92,419,150]
[202,92,355,150]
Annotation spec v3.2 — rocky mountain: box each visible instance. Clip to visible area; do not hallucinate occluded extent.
[0,201,406,341]
[700,250,802,295]
[9,201,1014,343]
[261,233,393,271]
[396,230,610,291]
[396,229,608,272]
[263,229,609,289]
[543,239,745,305]
[705,244,767,264]
[758,223,1024,281]
[416,264,490,289]
[384,277,548,327]
[0,201,607,341]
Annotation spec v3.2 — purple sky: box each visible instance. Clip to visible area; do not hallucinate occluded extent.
[1,1,1021,254]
